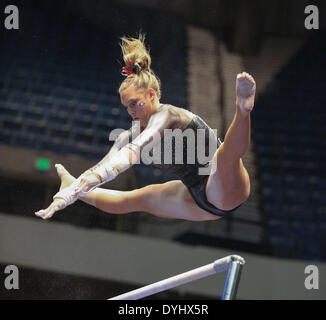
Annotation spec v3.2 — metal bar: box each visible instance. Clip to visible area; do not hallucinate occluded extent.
[109,255,244,300]
[222,256,245,300]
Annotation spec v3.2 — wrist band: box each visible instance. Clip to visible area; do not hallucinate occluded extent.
[53,185,78,207]
[87,169,103,184]
[91,164,118,184]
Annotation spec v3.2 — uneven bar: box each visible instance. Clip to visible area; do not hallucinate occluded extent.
[109,255,245,300]
[222,257,245,300]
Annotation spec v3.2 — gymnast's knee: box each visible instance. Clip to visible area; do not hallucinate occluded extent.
[217,188,250,212]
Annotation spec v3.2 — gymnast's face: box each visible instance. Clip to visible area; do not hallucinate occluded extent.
[120,85,158,127]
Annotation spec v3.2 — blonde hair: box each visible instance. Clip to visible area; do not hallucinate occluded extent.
[118,34,161,99]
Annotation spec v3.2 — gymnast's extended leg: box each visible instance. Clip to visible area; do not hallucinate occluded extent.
[206,72,255,211]
[54,164,221,222]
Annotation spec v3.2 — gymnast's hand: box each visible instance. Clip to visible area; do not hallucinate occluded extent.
[34,197,67,220]
[70,169,102,196]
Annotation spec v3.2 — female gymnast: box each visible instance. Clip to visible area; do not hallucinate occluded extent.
[35,35,256,222]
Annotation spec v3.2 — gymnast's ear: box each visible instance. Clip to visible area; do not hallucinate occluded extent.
[148,87,157,101]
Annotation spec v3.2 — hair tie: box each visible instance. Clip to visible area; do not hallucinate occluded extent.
[122,60,142,77]
[122,60,134,76]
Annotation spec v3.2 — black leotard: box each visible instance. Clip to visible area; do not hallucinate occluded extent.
[151,114,242,216]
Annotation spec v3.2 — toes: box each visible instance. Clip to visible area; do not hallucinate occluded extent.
[237,72,256,95]
[55,164,62,176]
[237,72,254,82]
[55,163,67,176]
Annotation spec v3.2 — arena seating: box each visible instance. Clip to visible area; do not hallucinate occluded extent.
[252,33,326,260]
[0,1,186,184]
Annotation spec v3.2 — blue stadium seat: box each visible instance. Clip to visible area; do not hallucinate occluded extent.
[252,33,326,260]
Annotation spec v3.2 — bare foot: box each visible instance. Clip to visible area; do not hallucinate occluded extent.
[236,72,256,115]
[55,164,76,191]
[34,164,76,220]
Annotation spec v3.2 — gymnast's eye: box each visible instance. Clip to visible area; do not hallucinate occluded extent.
[128,100,137,108]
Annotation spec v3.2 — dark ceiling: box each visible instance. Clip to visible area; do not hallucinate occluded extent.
[66,0,324,54]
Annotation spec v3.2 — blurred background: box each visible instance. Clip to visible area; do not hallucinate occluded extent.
[0,0,325,299]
